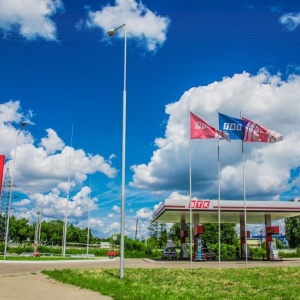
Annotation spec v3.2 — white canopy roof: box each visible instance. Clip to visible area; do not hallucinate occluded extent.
[153,199,300,224]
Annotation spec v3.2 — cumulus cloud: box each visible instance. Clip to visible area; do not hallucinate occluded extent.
[40,128,65,154]
[279,12,300,31]
[0,0,63,40]
[135,207,152,220]
[130,70,300,201]
[0,100,118,222]
[85,0,170,52]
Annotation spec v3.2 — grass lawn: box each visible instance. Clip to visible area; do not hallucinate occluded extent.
[1,256,92,261]
[43,266,300,300]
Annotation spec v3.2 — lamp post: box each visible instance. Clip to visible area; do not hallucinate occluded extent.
[4,121,26,259]
[62,125,73,257]
[107,23,126,279]
[34,211,41,252]
[86,175,92,255]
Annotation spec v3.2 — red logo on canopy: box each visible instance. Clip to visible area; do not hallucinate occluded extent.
[189,200,210,209]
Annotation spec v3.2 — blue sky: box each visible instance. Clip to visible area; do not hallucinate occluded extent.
[0,0,300,239]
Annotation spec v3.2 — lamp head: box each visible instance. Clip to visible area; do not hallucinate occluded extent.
[107,24,125,37]
[107,29,116,37]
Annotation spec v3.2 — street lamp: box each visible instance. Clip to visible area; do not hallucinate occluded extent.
[62,125,73,257]
[107,23,126,279]
[34,211,41,252]
[4,121,26,259]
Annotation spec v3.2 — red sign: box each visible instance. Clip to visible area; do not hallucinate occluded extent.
[266,226,279,235]
[195,225,204,234]
[189,200,210,209]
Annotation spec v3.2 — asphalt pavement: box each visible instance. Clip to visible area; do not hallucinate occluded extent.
[1,257,300,300]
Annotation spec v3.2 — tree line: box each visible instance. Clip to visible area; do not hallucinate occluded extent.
[2,216,104,246]
[2,214,300,250]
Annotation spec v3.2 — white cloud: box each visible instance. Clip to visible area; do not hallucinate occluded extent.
[40,128,65,154]
[130,71,300,201]
[0,101,34,156]
[0,100,118,227]
[135,207,152,220]
[13,199,31,207]
[279,12,300,31]
[112,205,120,213]
[85,0,170,52]
[0,0,63,40]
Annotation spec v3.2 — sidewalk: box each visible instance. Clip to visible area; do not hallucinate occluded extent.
[0,272,112,300]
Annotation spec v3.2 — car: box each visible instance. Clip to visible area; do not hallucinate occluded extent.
[107,251,118,258]
[202,248,216,260]
[161,247,178,260]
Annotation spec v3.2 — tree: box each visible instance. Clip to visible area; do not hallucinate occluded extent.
[148,221,160,241]
[168,223,181,245]
[8,216,31,243]
[285,216,300,248]
[159,223,168,248]
[201,223,238,246]
[148,221,168,248]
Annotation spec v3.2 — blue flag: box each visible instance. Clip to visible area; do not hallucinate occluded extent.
[218,113,244,140]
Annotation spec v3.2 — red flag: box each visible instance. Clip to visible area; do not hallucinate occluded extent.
[190,112,230,141]
[242,117,283,143]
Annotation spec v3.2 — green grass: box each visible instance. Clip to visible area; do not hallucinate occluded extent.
[1,256,92,261]
[42,267,300,300]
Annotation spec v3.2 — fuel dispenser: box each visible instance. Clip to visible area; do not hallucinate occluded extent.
[180,230,189,258]
[266,226,279,260]
[269,241,278,260]
[194,225,204,260]
[240,230,251,259]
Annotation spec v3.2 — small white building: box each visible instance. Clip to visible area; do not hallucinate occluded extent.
[100,242,111,249]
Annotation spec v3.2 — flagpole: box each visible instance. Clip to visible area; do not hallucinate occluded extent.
[62,124,73,258]
[241,111,248,268]
[217,109,221,269]
[188,108,193,270]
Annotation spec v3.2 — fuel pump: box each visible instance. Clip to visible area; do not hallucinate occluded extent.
[240,230,250,259]
[193,225,204,260]
[266,226,279,260]
[269,241,278,260]
[194,237,202,260]
[180,229,189,258]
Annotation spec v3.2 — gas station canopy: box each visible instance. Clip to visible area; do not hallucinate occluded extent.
[152,199,300,224]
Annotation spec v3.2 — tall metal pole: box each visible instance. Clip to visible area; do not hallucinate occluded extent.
[217,109,221,269]
[62,125,73,257]
[34,211,40,252]
[107,23,126,279]
[86,175,91,255]
[4,121,26,259]
[241,111,248,268]
[188,108,193,270]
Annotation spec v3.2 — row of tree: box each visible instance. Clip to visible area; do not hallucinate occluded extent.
[2,214,300,250]
[2,216,107,245]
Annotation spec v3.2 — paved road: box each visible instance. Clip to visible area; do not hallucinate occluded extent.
[1,257,300,299]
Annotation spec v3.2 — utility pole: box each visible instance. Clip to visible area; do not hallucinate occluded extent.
[135,219,138,240]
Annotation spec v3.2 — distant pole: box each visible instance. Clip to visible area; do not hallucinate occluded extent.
[4,121,26,260]
[62,125,73,257]
[86,175,92,255]
[34,211,40,252]
[135,219,138,240]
